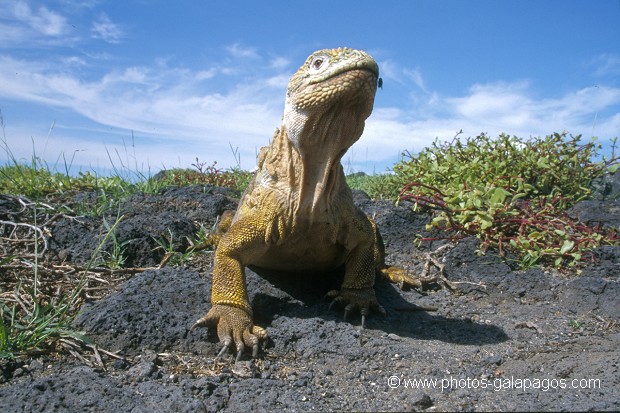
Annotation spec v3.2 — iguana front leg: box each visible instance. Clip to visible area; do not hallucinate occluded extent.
[328,210,386,327]
[192,216,269,361]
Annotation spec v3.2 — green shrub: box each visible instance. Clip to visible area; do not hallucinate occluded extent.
[393,132,619,269]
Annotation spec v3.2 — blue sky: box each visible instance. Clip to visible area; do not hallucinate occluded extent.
[1,0,619,175]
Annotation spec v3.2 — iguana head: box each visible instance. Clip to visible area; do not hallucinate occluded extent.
[282,47,379,158]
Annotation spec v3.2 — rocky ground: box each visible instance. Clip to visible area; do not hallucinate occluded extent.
[1,175,619,412]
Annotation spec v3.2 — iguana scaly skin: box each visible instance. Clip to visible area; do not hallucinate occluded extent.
[193,47,412,359]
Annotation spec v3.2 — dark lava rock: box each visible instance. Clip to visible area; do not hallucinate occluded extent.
[48,185,238,267]
[353,190,431,257]
[558,248,620,320]
[568,170,620,227]
[568,199,620,228]
[0,366,207,412]
[73,267,213,356]
[589,171,620,200]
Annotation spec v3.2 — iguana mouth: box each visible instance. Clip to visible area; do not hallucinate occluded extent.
[308,63,379,86]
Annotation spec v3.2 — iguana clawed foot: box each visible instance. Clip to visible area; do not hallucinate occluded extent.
[191,304,268,361]
[326,287,386,328]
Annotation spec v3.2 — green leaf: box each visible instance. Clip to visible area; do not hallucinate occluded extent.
[528,231,543,240]
[536,157,550,168]
[478,213,494,230]
[560,239,575,254]
[62,330,94,345]
[489,187,510,205]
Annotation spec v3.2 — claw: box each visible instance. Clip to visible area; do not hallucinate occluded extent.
[235,342,245,362]
[190,315,210,331]
[216,343,230,359]
[328,294,344,312]
[360,306,370,329]
[344,303,355,322]
[327,288,384,327]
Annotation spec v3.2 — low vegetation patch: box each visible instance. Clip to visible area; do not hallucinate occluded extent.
[154,159,253,192]
[392,132,619,269]
[345,172,395,200]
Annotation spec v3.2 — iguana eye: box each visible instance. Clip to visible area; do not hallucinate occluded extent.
[309,55,329,73]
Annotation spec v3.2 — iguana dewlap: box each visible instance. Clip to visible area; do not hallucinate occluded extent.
[193,47,411,360]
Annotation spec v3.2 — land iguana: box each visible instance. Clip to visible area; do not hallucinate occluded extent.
[192,47,418,360]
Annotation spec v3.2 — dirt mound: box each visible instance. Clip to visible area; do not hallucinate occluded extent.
[48,186,238,267]
[1,184,619,412]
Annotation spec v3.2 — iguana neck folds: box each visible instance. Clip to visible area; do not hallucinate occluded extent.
[261,126,345,221]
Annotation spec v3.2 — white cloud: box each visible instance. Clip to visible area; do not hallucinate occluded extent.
[0,1,77,47]
[441,82,620,138]
[91,13,123,43]
[449,81,531,119]
[0,55,284,170]
[13,1,67,36]
[226,43,260,59]
[57,0,100,10]
[61,55,87,67]
[270,56,291,69]
[592,53,620,78]
[195,69,218,81]
[378,59,427,93]
[0,22,31,46]
[403,68,427,92]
